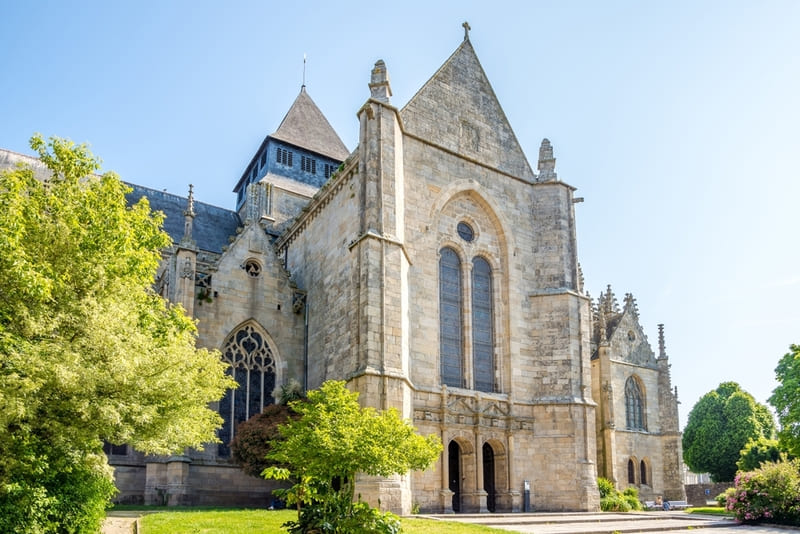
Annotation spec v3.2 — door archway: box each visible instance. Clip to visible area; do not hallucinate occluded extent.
[482,442,496,512]
[448,440,461,512]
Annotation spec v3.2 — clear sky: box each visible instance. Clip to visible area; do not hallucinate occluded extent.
[1,1,798,428]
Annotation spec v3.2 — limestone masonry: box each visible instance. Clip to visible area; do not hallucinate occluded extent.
[0,29,684,513]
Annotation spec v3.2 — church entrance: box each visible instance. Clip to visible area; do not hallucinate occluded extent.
[448,440,461,512]
[482,442,496,512]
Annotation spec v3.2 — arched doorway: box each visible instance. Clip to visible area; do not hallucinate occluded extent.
[482,442,496,512]
[448,441,461,512]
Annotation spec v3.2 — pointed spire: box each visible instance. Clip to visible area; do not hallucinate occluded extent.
[603,284,619,314]
[369,59,392,103]
[658,323,667,358]
[623,292,639,320]
[180,184,196,246]
[537,138,558,182]
[270,88,350,161]
[598,300,608,345]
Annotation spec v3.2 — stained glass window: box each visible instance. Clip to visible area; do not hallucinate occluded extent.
[218,323,276,456]
[625,376,646,431]
[439,248,463,388]
[472,257,494,392]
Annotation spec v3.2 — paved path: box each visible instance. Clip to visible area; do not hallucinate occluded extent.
[417,512,800,534]
[102,511,139,534]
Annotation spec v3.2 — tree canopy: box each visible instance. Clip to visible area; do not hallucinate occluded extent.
[682,382,775,482]
[264,380,441,532]
[769,344,800,457]
[0,135,234,531]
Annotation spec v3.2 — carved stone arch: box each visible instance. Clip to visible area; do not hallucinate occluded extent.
[640,457,650,486]
[482,437,508,512]
[217,320,281,456]
[433,186,510,395]
[427,180,516,255]
[627,455,639,485]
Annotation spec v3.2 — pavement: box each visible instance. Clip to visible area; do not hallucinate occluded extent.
[102,510,800,534]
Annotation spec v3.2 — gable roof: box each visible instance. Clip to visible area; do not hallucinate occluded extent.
[270,87,350,161]
[126,184,241,254]
[400,39,535,180]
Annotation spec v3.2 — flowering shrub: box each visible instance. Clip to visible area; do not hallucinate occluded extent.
[726,460,800,525]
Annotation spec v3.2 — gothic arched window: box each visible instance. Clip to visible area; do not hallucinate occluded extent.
[628,458,636,484]
[640,459,648,485]
[625,376,646,431]
[218,323,276,456]
[472,257,494,392]
[439,247,463,388]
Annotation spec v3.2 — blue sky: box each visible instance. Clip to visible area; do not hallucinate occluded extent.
[2,1,798,428]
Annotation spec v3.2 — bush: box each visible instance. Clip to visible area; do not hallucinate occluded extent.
[231,403,299,478]
[598,478,642,512]
[726,459,800,525]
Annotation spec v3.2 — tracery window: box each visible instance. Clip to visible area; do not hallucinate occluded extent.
[438,245,496,392]
[625,376,646,431]
[218,323,276,456]
[439,247,463,388]
[472,257,494,392]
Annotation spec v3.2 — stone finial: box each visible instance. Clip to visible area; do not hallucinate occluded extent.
[537,138,557,181]
[603,284,619,315]
[577,262,585,293]
[623,292,639,320]
[598,301,608,345]
[462,21,471,41]
[369,60,392,103]
[658,323,667,358]
[180,184,196,246]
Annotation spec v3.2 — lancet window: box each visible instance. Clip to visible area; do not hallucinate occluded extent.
[218,323,276,456]
[625,376,646,431]
[438,245,496,392]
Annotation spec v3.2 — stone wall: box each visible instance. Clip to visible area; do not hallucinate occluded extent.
[685,482,731,506]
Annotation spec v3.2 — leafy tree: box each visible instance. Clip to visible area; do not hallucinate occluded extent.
[263,380,442,533]
[0,135,234,532]
[231,403,299,478]
[737,437,786,472]
[683,382,775,482]
[769,345,800,457]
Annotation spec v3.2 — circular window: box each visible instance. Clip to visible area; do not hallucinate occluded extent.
[627,330,636,341]
[457,221,474,242]
[244,259,262,278]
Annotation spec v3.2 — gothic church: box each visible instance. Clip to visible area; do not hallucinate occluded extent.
[0,30,685,513]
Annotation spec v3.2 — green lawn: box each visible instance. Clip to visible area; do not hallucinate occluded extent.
[687,506,734,517]
[137,508,510,533]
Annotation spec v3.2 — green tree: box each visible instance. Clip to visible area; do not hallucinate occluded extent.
[0,135,234,532]
[683,382,775,482]
[737,436,785,472]
[769,345,800,457]
[264,380,442,533]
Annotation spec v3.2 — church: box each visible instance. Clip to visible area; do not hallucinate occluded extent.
[0,28,685,514]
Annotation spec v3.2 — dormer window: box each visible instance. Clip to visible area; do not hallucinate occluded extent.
[277,147,293,167]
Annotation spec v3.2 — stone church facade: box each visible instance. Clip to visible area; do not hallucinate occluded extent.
[0,31,684,513]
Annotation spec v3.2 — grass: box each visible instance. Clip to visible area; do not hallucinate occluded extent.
[134,508,510,533]
[687,506,734,517]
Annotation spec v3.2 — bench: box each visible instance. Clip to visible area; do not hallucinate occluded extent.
[644,500,689,510]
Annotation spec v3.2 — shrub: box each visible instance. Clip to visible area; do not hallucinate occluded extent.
[231,403,299,478]
[598,478,642,512]
[726,459,800,525]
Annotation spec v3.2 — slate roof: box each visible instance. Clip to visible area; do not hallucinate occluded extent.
[126,184,240,254]
[270,87,350,161]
